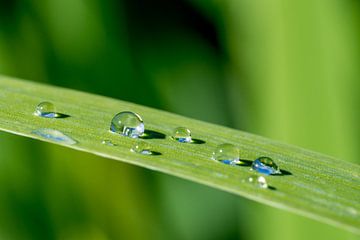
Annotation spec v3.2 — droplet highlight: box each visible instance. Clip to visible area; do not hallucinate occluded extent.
[102,139,116,146]
[32,128,77,145]
[34,101,57,118]
[212,143,240,165]
[251,156,281,175]
[172,127,192,143]
[110,111,144,138]
[131,141,152,155]
[245,175,268,189]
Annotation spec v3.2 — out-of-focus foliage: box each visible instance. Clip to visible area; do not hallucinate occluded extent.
[0,0,359,239]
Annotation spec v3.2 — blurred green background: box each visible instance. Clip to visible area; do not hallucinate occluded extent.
[0,0,359,239]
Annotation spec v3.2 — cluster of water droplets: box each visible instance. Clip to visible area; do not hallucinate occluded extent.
[32,102,76,144]
[211,142,282,189]
[244,175,268,189]
[33,102,286,190]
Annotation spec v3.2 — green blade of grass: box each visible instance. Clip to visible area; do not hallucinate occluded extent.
[0,75,359,234]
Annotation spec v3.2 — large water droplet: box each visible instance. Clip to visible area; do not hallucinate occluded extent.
[251,156,281,175]
[34,101,57,118]
[110,111,144,138]
[131,141,152,155]
[172,127,192,143]
[245,175,268,189]
[32,128,77,145]
[212,143,240,165]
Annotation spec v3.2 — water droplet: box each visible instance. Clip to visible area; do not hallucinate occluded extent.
[251,156,281,175]
[101,139,116,146]
[131,141,152,155]
[172,127,192,143]
[245,175,268,189]
[212,143,239,165]
[32,128,77,145]
[34,101,57,118]
[110,111,144,138]
[213,172,229,179]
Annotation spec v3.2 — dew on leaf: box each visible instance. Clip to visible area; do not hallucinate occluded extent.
[110,111,144,138]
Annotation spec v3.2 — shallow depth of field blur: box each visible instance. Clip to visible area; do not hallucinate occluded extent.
[0,1,359,239]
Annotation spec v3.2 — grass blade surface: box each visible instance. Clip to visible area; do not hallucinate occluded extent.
[0,75,359,233]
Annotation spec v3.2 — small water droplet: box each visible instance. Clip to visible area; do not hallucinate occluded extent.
[110,111,144,138]
[172,127,192,143]
[131,141,152,155]
[212,143,240,165]
[34,101,57,118]
[245,175,268,189]
[251,156,281,175]
[32,128,77,145]
[101,139,116,146]
[214,172,229,179]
